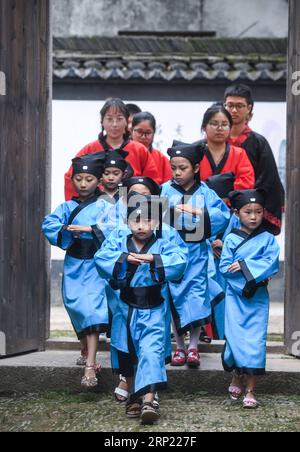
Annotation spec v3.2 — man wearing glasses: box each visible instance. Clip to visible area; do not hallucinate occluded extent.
[224,84,285,235]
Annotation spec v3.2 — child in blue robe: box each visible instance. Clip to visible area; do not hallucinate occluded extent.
[99,174,188,404]
[219,189,280,409]
[100,149,132,203]
[208,213,241,340]
[94,197,187,424]
[42,153,112,388]
[161,142,230,368]
[99,175,165,403]
[104,176,189,403]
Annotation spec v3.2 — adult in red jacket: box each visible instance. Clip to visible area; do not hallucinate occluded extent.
[131,112,173,185]
[200,105,255,200]
[64,98,158,201]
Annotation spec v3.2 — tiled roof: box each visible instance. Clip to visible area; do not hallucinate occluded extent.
[53,37,287,83]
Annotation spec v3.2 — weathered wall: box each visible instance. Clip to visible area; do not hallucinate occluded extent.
[53,0,288,38]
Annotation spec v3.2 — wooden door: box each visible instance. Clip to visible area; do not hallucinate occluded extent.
[0,0,51,356]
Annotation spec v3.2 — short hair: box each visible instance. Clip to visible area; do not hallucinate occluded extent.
[132,112,156,132]
[224,84,254,111]
[201,104,233,131]
[125,103,142,116]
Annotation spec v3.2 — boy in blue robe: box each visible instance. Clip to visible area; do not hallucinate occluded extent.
[99,175,165,403]
[219,189,280,408]
[42,153,112,388]
[161,142,230,368]
[94,197,187,424]
[104,176,189,404]
[100,149,132,202]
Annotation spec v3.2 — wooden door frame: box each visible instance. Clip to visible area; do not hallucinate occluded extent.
[285,0,300,357]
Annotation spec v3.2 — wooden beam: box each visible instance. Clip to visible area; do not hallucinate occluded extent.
[0,0,52,355]
[285,0,300,357]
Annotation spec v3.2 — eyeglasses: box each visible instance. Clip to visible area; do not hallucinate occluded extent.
[133,129,154,138]
[104,116,126,124]
[224,103,248,111]
[208,121,231,130]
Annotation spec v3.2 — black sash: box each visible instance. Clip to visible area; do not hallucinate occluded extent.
[120,284,164,309]
[111,234,165,309]
[67,238,99,260]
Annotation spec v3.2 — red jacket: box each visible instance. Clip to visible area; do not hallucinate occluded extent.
[150,148,173,185]
[200,144,255,191]
[64,140,159,200]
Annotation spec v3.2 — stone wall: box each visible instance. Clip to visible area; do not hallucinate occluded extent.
[52,0,288,38]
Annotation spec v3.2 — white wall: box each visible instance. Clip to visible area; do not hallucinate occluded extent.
[53,0,288,38]
[52,99,286,259]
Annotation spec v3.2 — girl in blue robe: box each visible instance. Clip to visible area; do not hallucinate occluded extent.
[208,213,241,340]
[94,197,188,424]
[219,189,280,409]
[42,153,112,388]
[161,142,230,368]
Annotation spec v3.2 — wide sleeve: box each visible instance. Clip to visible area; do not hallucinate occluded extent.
[42,204,74,250]
[239,235,280,285]
[151,241,188,283]
[219,236,246,296]
[94,233,128,283]
[234,147,255,191]
[219,236,236,278]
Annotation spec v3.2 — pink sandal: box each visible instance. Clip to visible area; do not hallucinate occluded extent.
[243,390,259,409]
[228,385,243,401]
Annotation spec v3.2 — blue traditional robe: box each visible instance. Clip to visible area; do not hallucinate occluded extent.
[219,228,280,375]
[98,192,189,321]
[94,230,187,399]
[160,181,230,335]
[42,193,111,339]
[208,213,241,340]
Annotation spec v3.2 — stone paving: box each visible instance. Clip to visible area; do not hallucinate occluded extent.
[0,391,300,432]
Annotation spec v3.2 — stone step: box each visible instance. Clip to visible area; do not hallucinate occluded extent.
[0,350,299,395]
[46,337,286,355]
